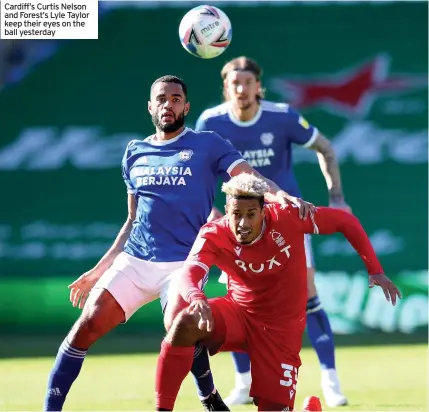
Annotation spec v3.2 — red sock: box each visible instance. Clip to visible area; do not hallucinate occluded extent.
[155,340,194,411]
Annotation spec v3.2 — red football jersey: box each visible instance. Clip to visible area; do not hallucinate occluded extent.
[183,203,384,328]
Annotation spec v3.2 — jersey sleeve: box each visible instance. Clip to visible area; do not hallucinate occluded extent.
[179,227,219,303]
[285,206,384,275]
[121,141,136,194]
[186,227,219,270]
[283,107,318,147]
[208,131,245,176]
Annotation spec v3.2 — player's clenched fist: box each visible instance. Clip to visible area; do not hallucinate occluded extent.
[68,268,103,309]
[188,299,214,332]
[369,274,402,306]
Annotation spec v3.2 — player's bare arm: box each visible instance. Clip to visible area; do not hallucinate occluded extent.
[308,133,351,211]
[68,194,136,309]
[207,206,224,223]
[230,160,315,219]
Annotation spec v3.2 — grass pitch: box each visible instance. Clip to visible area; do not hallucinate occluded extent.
[0,339,426,411]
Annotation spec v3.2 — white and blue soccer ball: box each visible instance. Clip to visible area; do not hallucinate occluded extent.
[179,5,232,59]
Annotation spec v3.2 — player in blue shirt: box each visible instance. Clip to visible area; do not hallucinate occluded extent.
[43,75,314,412]
[196,57,351,408]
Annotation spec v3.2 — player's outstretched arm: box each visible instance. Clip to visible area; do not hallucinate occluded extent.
[307,207,402,305]
[230,161,316,219]
[68,194,136,308]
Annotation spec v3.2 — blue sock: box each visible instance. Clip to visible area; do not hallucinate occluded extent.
[231,351,251,373]
[306,296,336,370]
[191,342,215,399]
[44,339,87,411]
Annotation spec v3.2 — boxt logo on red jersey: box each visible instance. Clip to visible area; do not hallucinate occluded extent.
[235,232,292,274]
[270,54,427,118]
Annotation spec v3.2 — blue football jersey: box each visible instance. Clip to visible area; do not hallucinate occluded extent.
[196,100,318,197]
[122,127,244,262]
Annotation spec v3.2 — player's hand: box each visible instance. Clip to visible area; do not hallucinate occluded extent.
[187,299,213,332]
[68,268,103,309]
[279,192,316,220]
[369,274,402,306]
[329,200,352,214]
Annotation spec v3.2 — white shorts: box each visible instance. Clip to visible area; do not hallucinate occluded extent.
[93,252,207,321]
[218,234,315,285]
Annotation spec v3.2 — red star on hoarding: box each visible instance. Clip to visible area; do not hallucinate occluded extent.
[270,54,427,118]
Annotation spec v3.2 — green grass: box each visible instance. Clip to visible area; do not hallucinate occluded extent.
[0,344,427,411]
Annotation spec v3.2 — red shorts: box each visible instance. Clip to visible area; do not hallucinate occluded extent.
[204,296,305,409]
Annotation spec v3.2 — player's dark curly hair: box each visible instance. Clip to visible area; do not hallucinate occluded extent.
[221,56,266,101]
[151,75,188,100]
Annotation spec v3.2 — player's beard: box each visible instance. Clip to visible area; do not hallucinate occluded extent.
[152,110,186,133]
[235,99,253,111]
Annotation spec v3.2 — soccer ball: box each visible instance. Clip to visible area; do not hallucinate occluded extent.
[179,5,232,59]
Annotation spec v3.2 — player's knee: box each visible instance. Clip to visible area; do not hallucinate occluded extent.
[167,309,200,345]
[164,298,187,332]
[68,311,102,348]
[175,310,200,334]
[164,311,173,332]
[67,290,124,347]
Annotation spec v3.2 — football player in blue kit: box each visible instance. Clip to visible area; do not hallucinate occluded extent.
[43,75,315,412]
[196,57,351,408]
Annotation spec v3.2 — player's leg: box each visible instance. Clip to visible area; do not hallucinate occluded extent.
[44,253,157,411]
[304,235,347,407]
[247,324,304,412]
[225,352,252,405]
[161,273,228,411]
[155,305,215,411]
[156,296,246,411]
[44,289,124,410]
[218,272,253,406]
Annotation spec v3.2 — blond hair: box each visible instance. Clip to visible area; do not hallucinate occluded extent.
[222,173,269,199]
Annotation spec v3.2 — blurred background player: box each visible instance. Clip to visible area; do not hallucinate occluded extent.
[196,56,351,407]
[43,75,313,412]
[155,173,401,412]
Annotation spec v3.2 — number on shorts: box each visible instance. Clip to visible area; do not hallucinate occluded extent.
[280,363,298,390]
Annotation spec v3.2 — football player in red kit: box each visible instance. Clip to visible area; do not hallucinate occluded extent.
[155,173,401,412]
